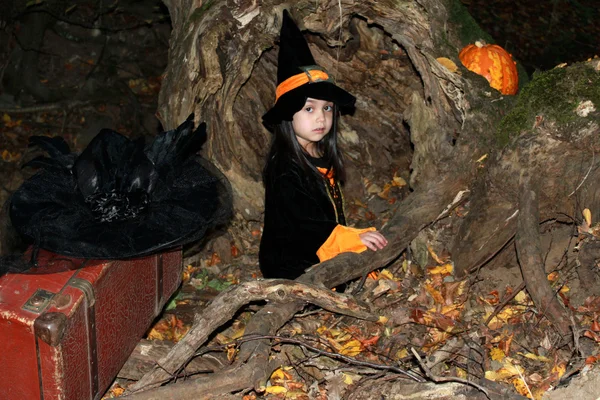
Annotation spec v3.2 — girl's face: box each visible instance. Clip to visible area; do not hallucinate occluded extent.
[292,98,334,156]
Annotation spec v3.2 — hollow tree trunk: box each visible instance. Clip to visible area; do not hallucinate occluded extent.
[157,0,483,220]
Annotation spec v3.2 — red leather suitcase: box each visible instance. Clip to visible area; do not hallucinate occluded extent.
[0,247,182,400]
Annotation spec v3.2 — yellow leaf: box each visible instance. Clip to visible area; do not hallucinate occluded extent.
[265,385,287,394]
[339,340,362,356]
[396,348,408,359]
[511,377,532,398]
[379,269,395,280]
[456,367,467,378]
[428,263,454,275]
[226,345,237,361]
[378,315,389,324]
[343,373,353,385]
[426,329,450,347]
[495,305,522,320]
[552,362,566,379]
[485,370,500,381]
[487,316,504,330]
[325,337,344,352]
[476,154,488,163]
[367,183,382,194]
[392,175,407,187]
[490,347,506,361]
[583,208,592,226]
[336,332,352,342]
[436,57,459,73]
[270,368,286,381]
[501,361,525,377]
[2,114,11,123]
[547,271,559,282]
[329,328,343,337]
[455,280,466,298]
[378,182,392,199]
[514,291,529,304]
[316,326,328,335]
[424,284,444,304]
[488,365,522,381]
[518,352,550,362]
[560,285,569,293]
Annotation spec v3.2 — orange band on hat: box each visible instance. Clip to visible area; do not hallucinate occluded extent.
[275,69,330,102]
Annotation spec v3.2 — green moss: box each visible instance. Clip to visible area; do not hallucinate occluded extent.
[447,0,493,46]
[497,63,600,146]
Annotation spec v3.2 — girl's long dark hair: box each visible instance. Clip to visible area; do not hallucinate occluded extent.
[263,105,346,186]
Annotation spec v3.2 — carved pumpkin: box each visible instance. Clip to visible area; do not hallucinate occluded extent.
[459,41,518,95]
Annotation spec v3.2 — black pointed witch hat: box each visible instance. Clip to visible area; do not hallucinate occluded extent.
[262,10,356,126]
[8,115,232,262]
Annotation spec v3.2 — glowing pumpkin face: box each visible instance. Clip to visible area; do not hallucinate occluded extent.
[459,41,519,95]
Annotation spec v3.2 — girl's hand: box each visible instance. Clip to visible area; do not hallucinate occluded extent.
[359,231,388,251]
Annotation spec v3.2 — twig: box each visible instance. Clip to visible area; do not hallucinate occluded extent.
[435,189,470,222]
[238,334,424,382]
[410,347,490,399]
[0,100,91,114]
[568,150,595,197]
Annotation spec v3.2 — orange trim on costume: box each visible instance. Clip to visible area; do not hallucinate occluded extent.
[316,225,377,262]
[316,167,335,186]
[275,70,330,101]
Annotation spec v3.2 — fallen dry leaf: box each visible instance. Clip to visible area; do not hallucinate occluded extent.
[265,385,287,394]
[339,339,362,356]
[231,243,240,257]
[427,263,454,276]
[583,208,593,226]
[392,175,407,187]
[490,347,506,361]
[436,57,459,73]
[518,352,550,362]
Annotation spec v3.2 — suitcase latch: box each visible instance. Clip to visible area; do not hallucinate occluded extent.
[22,289,55,314]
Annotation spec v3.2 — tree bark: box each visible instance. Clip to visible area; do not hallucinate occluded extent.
[157,0,474,219]
[576,240,600,297]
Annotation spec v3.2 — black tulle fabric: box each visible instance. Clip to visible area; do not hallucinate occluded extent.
[8,116,231,263]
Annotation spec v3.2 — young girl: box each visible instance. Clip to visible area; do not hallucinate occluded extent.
[259,11,387,280]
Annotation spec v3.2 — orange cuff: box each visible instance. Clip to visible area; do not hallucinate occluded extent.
[317,225,376,262]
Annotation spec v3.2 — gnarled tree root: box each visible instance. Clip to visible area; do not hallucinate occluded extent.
[515,172,571,338]
[122,177,468,398]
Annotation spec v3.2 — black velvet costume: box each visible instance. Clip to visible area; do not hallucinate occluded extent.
[258,11,359,280]
[259,155,345,279]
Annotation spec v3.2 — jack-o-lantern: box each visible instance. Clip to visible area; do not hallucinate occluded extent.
[459,41,518,95]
